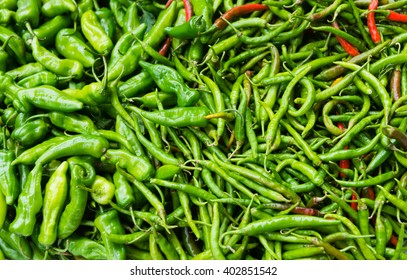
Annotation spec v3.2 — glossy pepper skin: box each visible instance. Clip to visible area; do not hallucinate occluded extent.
[58,159,95,239]
[0,25,26,65]
[17,71,60,88]
[67,235,107,260]
[95,7,117,39]
[0,73,80,113]
[165,15,206,40]
[138,106,211,127]
[38,161,69,247]
[55,28,96,68]
[22,14,72,48]
[41,0,76,18]
[63,81,108,107]
[16,85,84,114]
[113,169,135,209]
[0,219,32,260]
[10,118,49,146]
[15,0,41,28]
[0,190,6,229]
[89,175,115,205]
[34,134,110,166]
[139,61,200,107]
[47,111,99,135]
[101,149,154,182]
[30,36,84,79]
[0,150,19,205]
[94,210,126,260]
[9,164,43,237]
[80,9,113,55]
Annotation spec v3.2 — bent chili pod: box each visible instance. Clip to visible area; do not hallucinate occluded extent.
[139,61,200,107]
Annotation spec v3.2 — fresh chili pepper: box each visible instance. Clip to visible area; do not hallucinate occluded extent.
[8,164,42,237]
[367,0,380,43]
[34,134,110,166]
[10,118,48,146]
[67,235,107,260]
[331,21,360,56]
[55,28,96,69]
[38,161,68,247]
[0,190,6,229]
[15,0,40,28]
[212,3,268,31]
[139,61,200,107]
[100,149,154,182]
[85,175,115,205]
[0,146,19,206]
[0,25,26,65]
[158,37,172,56]
[95,6,117,39]
[165,15,206,40]
[57,159,94,239]
[30,36,83,79]
[80,9,113,55]
[0,219,32,260]
[41,0,76,18]
[94,210,126,260]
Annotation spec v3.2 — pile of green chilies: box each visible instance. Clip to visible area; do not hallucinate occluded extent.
[1,0,407,260]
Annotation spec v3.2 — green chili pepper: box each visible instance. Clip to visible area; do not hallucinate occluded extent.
[0,219,32,260]
[30,35,83,79]
[135,106,211,128]
[122,1,141,34]
[222,215,341,237]
[0,190,6,229]
[165,15,206,40]
[100,149,154,182]
[11,135,67,165]
[87,175,115,205]
[112,169,135,209]
[94,210,126,260]
[13,117,48,141]
[46,111,99,135]
[55,28,96,68]
[23,14,72,48]
[0,25,26,65]
[108,23,147,69]
[38,161,69,247]
[41,0,76,18]
[5,62,44,80]
[139,61,200,107]
[67,235,107,260]
[9,164,43,236]
[58,158,94,239]
[34,134,110,166]
[0,149,19,205]
[80,9,113,55]
[15,0,40,28]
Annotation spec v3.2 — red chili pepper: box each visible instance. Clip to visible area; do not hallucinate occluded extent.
[389,234,399,247]
[291,207,322,217]
[337,122,351,178]
[361,187,375,200]
[332,21,360,56]
[367,0,380,43]
[158,36,172,56]
[166,0,193,21]
[213,3,268,30]
[183,0,193,21]
[387,10,407,23]
[390,67,401,101]
[165,0,174,8]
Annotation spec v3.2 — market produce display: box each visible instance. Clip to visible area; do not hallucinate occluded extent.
[1,0,407,260]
